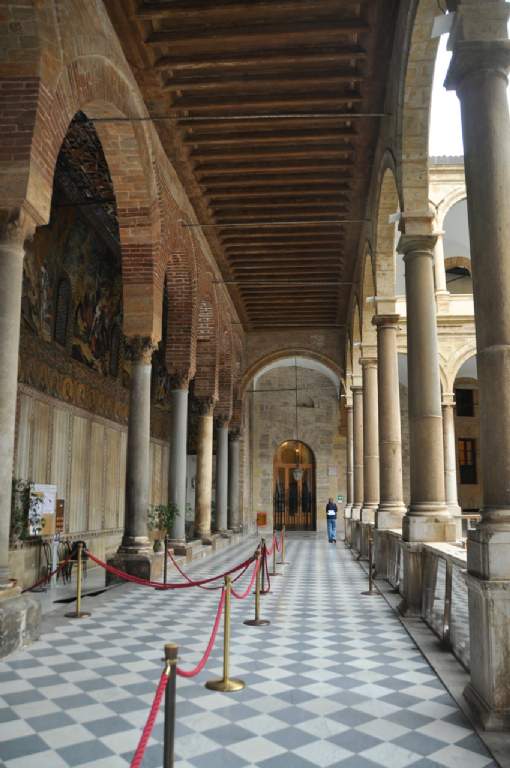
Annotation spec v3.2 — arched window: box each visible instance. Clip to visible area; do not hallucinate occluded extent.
[54,275,72,347]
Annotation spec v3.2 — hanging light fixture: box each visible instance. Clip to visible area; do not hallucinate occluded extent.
[292,357,304,481]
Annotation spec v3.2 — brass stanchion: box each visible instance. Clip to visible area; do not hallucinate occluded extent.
[260,539,270,595]
[163,643,177,768]
[269,533,281,577]
[245,550,270,627]
[280,526,289,565]
[362,530,381,597]
[163,534,169,585]
[65,543,91,618]
[205,575,245,692]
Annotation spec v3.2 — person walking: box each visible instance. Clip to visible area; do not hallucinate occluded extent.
[326,498,337,543]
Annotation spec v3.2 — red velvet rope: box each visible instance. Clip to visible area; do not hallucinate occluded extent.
[86,550,254,590]
[130,668,169,768]
[166,549,253,591]
[231,557,260,600]
[176,588,225,678]
[21,554,73,594]
[261,544,271,594]
[275,531,283,553]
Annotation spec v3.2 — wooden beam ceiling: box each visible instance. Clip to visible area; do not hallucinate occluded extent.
[105,0,399,330]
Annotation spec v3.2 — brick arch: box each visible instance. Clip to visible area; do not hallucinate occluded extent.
[27,55,162,339]
[194,280,220,402]
[217,326,234,423]
[398,0,440,224]
[159,178,199,384]
[230,332,245,431]
[374,161,401,298]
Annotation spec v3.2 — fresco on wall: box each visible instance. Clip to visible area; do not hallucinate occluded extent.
[22,205,122,377]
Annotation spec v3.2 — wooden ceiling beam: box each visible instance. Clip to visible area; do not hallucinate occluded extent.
[193,162,358,177]
[189,146,356,161]
[137,1,360,22]
[183,129,356,146]
[170,92,363,112]
[146,21,369,48]
[153,46,367,72]
[164,72,363,93]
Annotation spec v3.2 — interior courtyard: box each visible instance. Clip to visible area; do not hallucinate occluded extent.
[1,0,510,766]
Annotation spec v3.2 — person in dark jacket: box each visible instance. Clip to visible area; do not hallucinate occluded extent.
[326,498,337,543]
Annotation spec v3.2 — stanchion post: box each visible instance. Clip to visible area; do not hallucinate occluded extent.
[65,543,91,618]
[245,549,270,627]
[280,526,289,565]
[206,576,245,692]
[163,643,177,768]
[362,529,380,598]
[269,533,281,577]
[164,535,169,585]
[260,539,270,595]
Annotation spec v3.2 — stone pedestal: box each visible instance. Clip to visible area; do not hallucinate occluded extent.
[0,586,41,659]
[228,434,241,532]
[215,421,229,532]
[360,358,379,525]
[168,385,189,550]
[446,1,510,728]
[195,399,215,543]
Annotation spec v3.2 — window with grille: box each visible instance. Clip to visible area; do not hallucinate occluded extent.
[455,388,474,417]
[458,438,477,484]
[54,276,71,347]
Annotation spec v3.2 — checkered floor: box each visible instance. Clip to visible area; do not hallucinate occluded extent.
[0,535,498,768]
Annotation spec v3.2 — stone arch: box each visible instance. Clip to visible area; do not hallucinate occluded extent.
[374,162,401,299]
[399,0,440,222]
[360,245,377,352]
[448,344,478,391]
[436,187,467,228]
[25,55,162,339]
[351,299,362,385]
[241,350,341,394]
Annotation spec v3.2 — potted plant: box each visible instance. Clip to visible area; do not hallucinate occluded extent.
[147,503,179,552]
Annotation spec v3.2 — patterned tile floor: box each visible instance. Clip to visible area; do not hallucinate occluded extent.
[0,535,499,768]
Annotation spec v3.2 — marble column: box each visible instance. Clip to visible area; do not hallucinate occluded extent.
[0,235,25,588]
[351,385,364,523]
[398,234,456,614]
[446,0,510,729]
[360,358,379,524]
[442,393,462,534]
[168,383,189,554]
[108,337,158,582]
[344,402,354,541]
[373,315,406,529]
[215,419,229,533]
[228,432,241,532]
[195,398,215,543]
[123,340,155,551]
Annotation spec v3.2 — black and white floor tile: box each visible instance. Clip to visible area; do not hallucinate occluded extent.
[0,535,498,768]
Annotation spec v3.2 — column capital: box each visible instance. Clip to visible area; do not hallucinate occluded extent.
[359,357,378,370]
[373,314,400,329]
[442,392,456,407]
[445,1,510,89]
[0,206,37,249]
[215,415,230,429]
[229,428,241,441]
[124,336,158,365]
[397,234,437,260]
[350,384,363,395]
[168,372,191,390]
[197,396,216,417]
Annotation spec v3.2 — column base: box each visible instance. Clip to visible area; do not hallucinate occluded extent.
[351,504,362,522]
[463,573,510,730]
[0,585,41,659]
[344,504,353,520]
[219,529,233,539]
[398,541,425,617]
[403,510,457,543]
[167,539,192,557]
[376,503,406,531]
[361,505,377,524]
[106,550,164,585]
[467,523,510,579]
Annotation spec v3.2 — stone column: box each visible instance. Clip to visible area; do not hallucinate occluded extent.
[215,419,229,533]
[344,402,354,542]
[351,385,364,530]
[433,230,448,295]
[168,381,189,554]
[373,315,406,529]
[442,393,462,535]
[228,432,241,532]
[360,358,379,524]
[0,235,25,588]
[445,0,510,729]
[398,234,455,614]
[195,398,215,543]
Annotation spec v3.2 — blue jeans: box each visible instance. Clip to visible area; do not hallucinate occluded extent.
[327,517,336,541]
